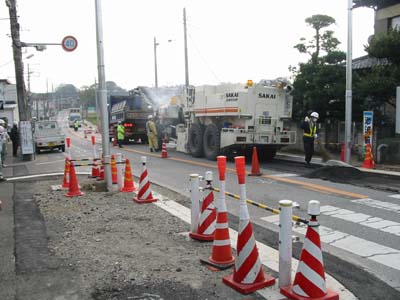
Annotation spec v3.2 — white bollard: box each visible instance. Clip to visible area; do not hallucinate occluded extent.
[116,153,124,191]
[190,174,200,233]
[279,199,293,288]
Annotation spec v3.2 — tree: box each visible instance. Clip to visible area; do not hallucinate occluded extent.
[291,15,348,121]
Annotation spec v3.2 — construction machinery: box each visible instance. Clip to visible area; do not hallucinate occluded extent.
[157,79,296,160]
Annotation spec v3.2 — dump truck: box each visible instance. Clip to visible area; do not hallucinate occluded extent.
[158,79,296,160]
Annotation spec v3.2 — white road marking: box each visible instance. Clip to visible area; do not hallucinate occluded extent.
[153,196,356,300]
[6,172,91,181]
[320,205,400,236]
[352,198,400,214]
[261,214,400,271]
[389,194,400,199]
[36,159,66,165]
[270,173,298,178]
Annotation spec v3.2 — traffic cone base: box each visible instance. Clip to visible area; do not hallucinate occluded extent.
[223,273,275,295]
[200,255,235,270]
[189,232,214,241]
[121,185,136,193]
[132,196,158,204]
[280,286,339,300]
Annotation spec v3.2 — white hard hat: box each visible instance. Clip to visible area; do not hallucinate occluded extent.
[0,126,4,133]
[0,119,5,125]
[310,112,319,119]
[148,115,153,119]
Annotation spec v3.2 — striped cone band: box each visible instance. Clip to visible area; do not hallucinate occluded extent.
[62,160,70,188]
[137,168,153,200]
[121,159,136,192]
[197,190,216,235]
[233,218,265,284]
[292,223,327,298]
[211,212,231,246]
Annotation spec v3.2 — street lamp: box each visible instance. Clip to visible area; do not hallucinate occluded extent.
[153,37,172,89]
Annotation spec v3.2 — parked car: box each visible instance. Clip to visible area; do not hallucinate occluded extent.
[34,121,66,154]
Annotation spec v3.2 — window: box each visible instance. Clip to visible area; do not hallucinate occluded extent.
[390,16,400,30]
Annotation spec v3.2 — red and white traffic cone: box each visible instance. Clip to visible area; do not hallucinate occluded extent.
[281,200,339,300]
[62,157,70,189]
[223,156,275,294]
[201,156,235,269]
[65,162,84,197]
[90,159,100,178]
[161,139,168,158]
[133,156,158,204]
[189,171,216,241]
[97,161,104,181]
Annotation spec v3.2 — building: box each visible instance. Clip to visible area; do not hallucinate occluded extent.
[0,79,19,128]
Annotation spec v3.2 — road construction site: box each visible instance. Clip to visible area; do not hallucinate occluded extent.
[1,114,400,300]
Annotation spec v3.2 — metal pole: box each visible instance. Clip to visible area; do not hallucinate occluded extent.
[396,87,400,135]
[154,36,158,89]
[94,78,100,131]
[95,0,111,191]
[116,152,123,191]
[190,174,200,233]
[345,0,353,163]
[183,8,189,88]
[279,200,293,287]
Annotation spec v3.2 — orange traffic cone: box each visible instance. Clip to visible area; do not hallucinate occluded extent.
[65,162,84,197]
[111,155,118,184]
[281,201,339,300]
[121,159,136,192]
[62,158,70,189]
[340,142,345,162]
[201,156,235,269]
[133,156,158,204]
[161,140,168,158]
[362,143,375,169]
[223,156,275,294]
[189,171,216,241]
[249,146,262,176]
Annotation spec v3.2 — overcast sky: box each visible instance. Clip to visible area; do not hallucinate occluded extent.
[0,0,375,93]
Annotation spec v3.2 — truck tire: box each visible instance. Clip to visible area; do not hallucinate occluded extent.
[259,146,277,161]
[61,145,65,152]
[188,123,204,157]
[203,124,221,160]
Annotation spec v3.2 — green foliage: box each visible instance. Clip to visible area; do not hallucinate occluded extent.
[366,29,400,65]
[292,14,349,121]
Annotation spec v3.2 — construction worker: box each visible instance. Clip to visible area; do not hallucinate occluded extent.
[73,119,79,132]
[146,115,158,152]
[301,111,319,168]
[0,125,10,180]
[10,121,19,157]
[117,121,125,148]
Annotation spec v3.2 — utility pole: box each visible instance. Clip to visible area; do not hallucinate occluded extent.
[7,0,33,161]
[183,8,189,88]
[345,0,353,163]
[95,0,112,191]
[6,0,28,120]
[154,36,158,89]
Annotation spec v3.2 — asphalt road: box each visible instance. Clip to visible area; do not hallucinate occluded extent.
[26,111,399,299]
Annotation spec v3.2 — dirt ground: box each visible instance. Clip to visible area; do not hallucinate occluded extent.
[34,177,266,300]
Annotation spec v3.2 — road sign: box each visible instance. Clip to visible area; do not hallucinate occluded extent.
[61,36,78,52]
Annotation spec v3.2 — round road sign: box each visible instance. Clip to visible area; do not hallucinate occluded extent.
[61,36,78,52]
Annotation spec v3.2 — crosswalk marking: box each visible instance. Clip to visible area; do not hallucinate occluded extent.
[261,215,400,271]
[320,205,400,236]
[352,198,400,214]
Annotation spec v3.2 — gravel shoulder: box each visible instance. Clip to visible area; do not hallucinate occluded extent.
[32,176,266,300]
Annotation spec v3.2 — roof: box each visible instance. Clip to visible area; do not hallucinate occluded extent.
[352,55,390,70]
[353,0,400,9]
